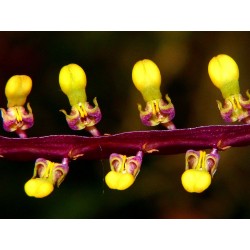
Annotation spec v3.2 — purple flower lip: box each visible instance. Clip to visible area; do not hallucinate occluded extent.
[0,104,34,138]
[185,149,219,177]
[218,93,250,123]
[33,157,69,187]
[138,95,175,127]
[60,98,102,131]
[109,151,143,177]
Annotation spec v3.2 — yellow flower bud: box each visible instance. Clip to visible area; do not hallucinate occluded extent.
[5,75,32,107]
[105,171,135,190]
[181,169,211,193]
[24,178,54,198]
[59,63,87,106]
[208,54,240,98]
[132,59,162,102]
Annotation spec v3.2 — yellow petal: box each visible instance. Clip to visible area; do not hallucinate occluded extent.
[208,54,240,98]
[59,63,87,105]
[5,75,32,107]
[24,178,54,198]
[105,171,135,190]
[181,169,211,193]
[132,59,162,101]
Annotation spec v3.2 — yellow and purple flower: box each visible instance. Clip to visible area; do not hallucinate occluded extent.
[0,75,34,138]
[132,59,175,129]
[208,54,250,123]
[181,149,219,193]
[105,151,143,190]
[59,63,102,136]
[24,157,69,198]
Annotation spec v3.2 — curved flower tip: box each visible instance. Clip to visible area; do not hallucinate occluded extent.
[24,158,69,198]
[181,169,211,193]
[24,178,54,198]
[181,149,219,193]
[208,54,250,123]
[105,151,143,190]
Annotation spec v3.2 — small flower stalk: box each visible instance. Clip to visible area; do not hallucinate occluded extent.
[132,59,176,130]
[208,54,250,123]
[0,75,34,138]
[59,63,102,136]
[105,151,143,190]
[181,149,219,193]
[24,157,69,198]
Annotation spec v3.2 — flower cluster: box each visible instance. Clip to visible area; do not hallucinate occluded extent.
[0,63,104,198]
[0,54,245,198]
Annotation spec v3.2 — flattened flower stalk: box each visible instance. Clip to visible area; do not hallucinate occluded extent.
[59,63,102,136]
[132,59,176,130]
[181,149,219,193]
[208,54,250,123]
[24,157,69,198]
[0,75,34,138]
[105,151,143,190]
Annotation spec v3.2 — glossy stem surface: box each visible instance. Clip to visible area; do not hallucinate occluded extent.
[0,124,250,161]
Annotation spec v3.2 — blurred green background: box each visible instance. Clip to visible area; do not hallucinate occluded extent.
[0,31,250,219]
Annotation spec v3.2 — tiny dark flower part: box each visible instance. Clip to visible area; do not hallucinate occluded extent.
[217,91,250,123]
[60,98,102,132]
[24,157,69,198]
[1,104,34,138]
[181,149,220,193]
[105,151,143,190]
[138,94,175,128]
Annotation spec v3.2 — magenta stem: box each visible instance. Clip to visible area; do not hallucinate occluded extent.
[0,124,250,162]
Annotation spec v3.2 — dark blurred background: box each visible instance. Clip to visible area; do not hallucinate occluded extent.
[0,31,250,219]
